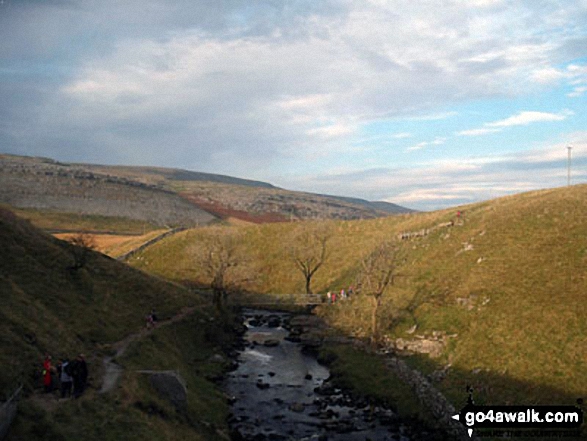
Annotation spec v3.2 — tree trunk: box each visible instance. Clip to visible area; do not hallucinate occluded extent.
[305,274,312,294]
[370,295,381,347]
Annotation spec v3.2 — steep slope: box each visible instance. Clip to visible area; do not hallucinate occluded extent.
[0,154,412,228]
[0,208,233,441]
[0,155,216,228]
[0,207,194,392]
[129,184,587,408]
[83,163,277,189]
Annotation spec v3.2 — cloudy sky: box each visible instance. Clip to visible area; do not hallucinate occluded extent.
[1,0,586,210]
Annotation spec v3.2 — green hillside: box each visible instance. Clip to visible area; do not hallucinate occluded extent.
[129,184,587,409]
[0,208,234,440]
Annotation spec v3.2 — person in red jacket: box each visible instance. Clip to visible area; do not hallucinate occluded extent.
[43,354,52,393]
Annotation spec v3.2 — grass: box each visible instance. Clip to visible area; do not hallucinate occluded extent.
[10,311,236,441]
[8,207,161,235]
[319,344,434,423]
[53,229,168,258]
[130,184,587,414]
[0,207,237,440]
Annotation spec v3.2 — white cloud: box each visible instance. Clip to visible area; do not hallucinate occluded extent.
[408,136,447,151]
[280,133,587,211]
[567,86,587,98]
[407,142,429,152]
[530,67,566,85]
[307,122,356,139]
[3,0,587,182]
[407,111,459,121]
[457,109,573,138]
[392,132,412,139]
[486,110,573,128]
[457,127,501,136]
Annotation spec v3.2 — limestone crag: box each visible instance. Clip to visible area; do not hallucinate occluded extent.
[0,157,215,227]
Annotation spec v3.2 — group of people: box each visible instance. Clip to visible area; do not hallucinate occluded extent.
[326,286,354,304]
[42,353,88,399]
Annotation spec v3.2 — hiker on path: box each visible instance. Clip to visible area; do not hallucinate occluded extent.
[326,291,332,304]
[146,309,158,329]
[146,310,157,329]
[72,354,88,398]
[59,359,73,398]
[340,289,346,300]
[43,354,53,393]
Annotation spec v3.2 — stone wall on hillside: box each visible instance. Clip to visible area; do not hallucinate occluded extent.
[0,159,216,227]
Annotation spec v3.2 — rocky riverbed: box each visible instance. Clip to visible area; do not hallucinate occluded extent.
[224,310,439,441]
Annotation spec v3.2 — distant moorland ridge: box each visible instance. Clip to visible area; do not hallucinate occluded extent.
[0,155,216,227]
[0,154,413,226]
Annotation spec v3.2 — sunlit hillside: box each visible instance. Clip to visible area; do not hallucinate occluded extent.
[129,184,587,408]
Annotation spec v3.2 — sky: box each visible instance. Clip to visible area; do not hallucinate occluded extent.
[1,0,586,211]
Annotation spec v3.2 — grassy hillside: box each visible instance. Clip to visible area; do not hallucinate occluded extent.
[54,230,168,258]
[8,207,162,235]
[0,207,234,440]
[129,184,587,410]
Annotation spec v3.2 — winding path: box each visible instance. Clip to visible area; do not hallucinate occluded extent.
[99,306,196,394]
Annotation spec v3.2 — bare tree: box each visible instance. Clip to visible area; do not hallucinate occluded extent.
[67,232,96,271]
[358,241,401,346]
[193,231,244,311]
[288,224,331,294]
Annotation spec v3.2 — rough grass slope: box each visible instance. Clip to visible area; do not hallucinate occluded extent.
[130,185,587,408]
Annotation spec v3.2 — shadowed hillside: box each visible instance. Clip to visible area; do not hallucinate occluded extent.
[129,184,587,410]
[0,207,195,393]
[0,208,235,441]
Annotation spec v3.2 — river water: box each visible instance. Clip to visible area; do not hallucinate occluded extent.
[225,310,416,441]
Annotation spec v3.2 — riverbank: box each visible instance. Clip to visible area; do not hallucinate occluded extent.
[225,309,463,441]
[8,308,243,441]
[284,311,473,440]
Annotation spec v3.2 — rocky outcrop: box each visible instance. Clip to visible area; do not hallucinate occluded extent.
[0,157,216,227]
[384,357,478,441]
[139,370,188,409]
[386,331,456,358]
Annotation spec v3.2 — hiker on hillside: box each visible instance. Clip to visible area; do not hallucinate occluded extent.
[146,309,158,329]
[72,354,88,398]
[42,354,53,393]
[340,289,346,300]
[59,358,73,398]
[326,291,332,304]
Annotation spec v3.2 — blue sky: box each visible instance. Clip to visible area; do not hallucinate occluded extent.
[1,0,586,210]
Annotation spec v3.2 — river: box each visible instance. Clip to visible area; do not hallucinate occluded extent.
[224,309,418,441]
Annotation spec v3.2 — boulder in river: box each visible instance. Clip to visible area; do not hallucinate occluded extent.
[289,402,305,413]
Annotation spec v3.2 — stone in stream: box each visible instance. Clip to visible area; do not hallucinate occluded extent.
[209,354,225,363]
[264,339,280,347]
[267,316,281,328]
[256,381,270,390]
[284,336,301,343]
[289,402,305,413]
